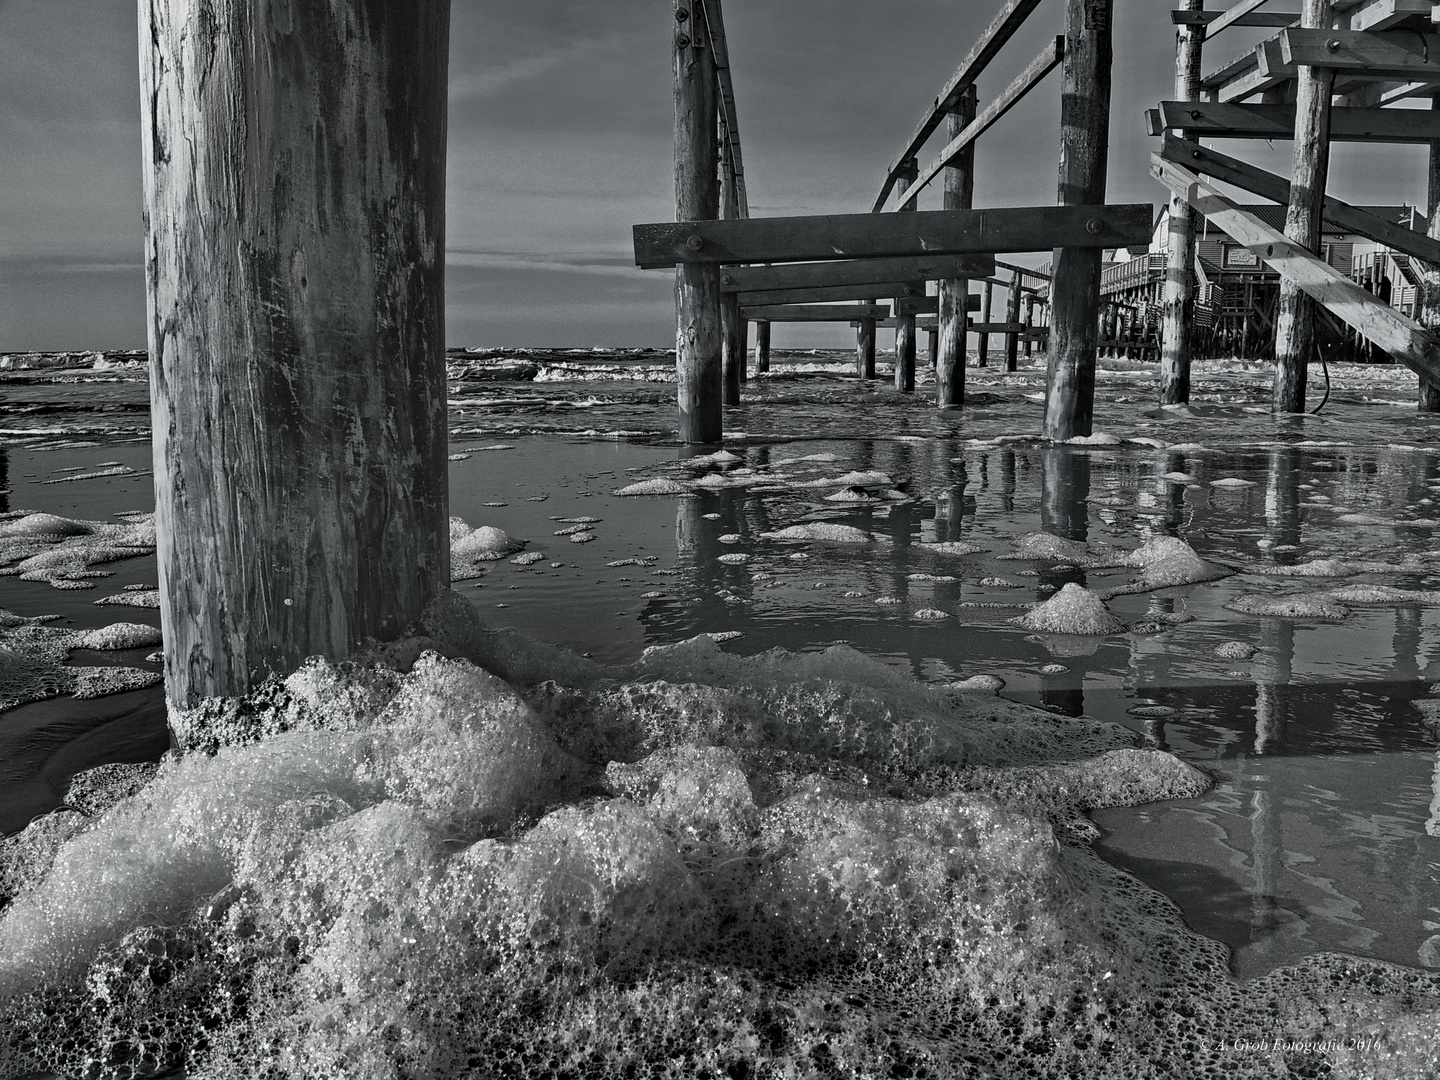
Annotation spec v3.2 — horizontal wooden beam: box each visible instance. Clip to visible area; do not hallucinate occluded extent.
[1171,10,1298,27]
[993,258,1050,281]
[737,281,923,306]
[741,303,890,322]
[873,0,1044,213]
[1207,0,1276,39]
[969,321,1027,333]
[1217,37,1291,101]
[857,318,940,329]
[634,204,1155,269]
[1151,99,1440,141]
[895,295,940,315]
[1272,29,1440,82]
[1151,154,1440,387]
[718,253,994,292]
[1161,134,1440,264]
[907,37,1065,202]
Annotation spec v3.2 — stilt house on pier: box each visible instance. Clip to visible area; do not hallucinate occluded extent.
[1102,204,1426,361]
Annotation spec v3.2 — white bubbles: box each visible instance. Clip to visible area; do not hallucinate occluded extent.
[1010,584,1125,635]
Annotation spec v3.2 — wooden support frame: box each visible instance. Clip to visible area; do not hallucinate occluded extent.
[1348,0,1433,31]
[872,0,1045,212]
[1208,0,1278,39]
[718,254,994,293]
[1152,154,1440,387]
[1172,9,1297,27]
[906,37,1065,201]
[1151,100,1440,141]
[634,204,1154,268]
[741,303,890,321]
[1163,134,1440,265]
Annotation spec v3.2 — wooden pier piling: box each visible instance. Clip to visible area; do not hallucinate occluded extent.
[139,0,451,707]
[674,0,723,442]
[754,319,771,373]
[977,280,993,367]
[1043,0,1113,441]
[894,160,920,392]
[720,155,744,405]
[1004,270,1022,372]
[1160,0,1204,406]
[857,317,877,378]
[1272,0,1334,414]
[937,88,977,408]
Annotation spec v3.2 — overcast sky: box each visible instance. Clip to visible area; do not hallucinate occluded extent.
[1,0,1430,350]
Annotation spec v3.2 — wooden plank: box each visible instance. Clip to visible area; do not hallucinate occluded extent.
[1279,29,1440,80]
[994,258,1050,281]
[1172,10,1298,26]
[634,204,1155,268]
[1152,154,1440,386]
[1208,0,1277,39]
[859,317,940,329]
[970,321,1027,333]
[907,37,1065,200]
[872,0,1045,213]
[1157,99,1440,141]
[718,253,994,292]
[1349,0,1432,31]
[741,303,890,321]
[895,295,940,316]
[736,281,925,306]
[1162,135,1440,264]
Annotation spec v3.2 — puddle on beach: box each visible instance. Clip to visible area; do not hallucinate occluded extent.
[6,350,1440,1073]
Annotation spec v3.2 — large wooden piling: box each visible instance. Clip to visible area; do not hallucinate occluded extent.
[139,0,451,708]
[754,319,771,373]
[1043,0,1114,441]
[937,87,977,408]
[1272,0,1334,414]
[674,0,723,442]
[894,159,920,392]
[1419,92,1440,412]
[1160,0,1204,406]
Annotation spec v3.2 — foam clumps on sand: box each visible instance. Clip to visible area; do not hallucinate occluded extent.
[1118,536,1225,590]
[761,522,872,543]
[1224,592,1353,620]
[0,511,156,589]
[612,478,692,496]
[1010,583,1125,635]
[4,595,1440,1080]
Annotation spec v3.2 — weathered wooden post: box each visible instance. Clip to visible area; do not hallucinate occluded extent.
[1272,0,1333,413]
[1160,0,1204,405]
[857,316,877,378]
[139,0,451,708]
[674,0,723,442]
[937,86,977,408]
[927,326,940,368]
[894,158,920,392]
[1024,294,1036,356]
[720,141,744,404]
[754,319,771,373]
[1004,270,1022,372]
[1418,91,1440,412]
[977,280,993,367]
[1043,0,1114,441]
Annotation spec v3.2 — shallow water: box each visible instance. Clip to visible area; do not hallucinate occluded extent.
[6,349,1440,984]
